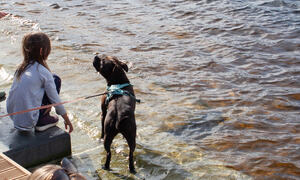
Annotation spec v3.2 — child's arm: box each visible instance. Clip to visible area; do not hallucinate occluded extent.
[43,75,66,116]
[39,65,73,133]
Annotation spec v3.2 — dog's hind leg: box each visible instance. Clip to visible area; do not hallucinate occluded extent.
[103,131,117,170]
[122,129,136,173]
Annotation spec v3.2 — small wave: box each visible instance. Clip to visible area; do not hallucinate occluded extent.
[166,112,224,142]
[286,93,300,100]
[1,14,40,31]
[76,12,87,16]
[130,46,165,52]
[105,27,136,36]
[258,0,299,9]
[166,31,195,39]
[81,43,103,47]
[0,67,13,84]
[27,10,42,14]
[68,112,101,140]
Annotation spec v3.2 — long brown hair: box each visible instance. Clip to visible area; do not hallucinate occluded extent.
[27,164,87,180]
[16,32,51,79]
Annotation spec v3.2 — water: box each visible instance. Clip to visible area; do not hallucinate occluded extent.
[1,0,300,179]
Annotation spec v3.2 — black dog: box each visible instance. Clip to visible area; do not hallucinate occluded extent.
[93,55,137,173]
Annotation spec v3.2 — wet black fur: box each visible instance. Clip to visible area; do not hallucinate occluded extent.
[93,55,136,173]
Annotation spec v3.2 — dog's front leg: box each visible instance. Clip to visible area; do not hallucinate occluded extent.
[100,95,107,140]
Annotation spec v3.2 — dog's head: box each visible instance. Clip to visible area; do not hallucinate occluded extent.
[93,55,129,84]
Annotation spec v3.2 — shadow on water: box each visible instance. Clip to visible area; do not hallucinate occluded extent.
[165,112,225,143]
[71,153,102,179]
[107,172,137,180]
[94,141,192,180]
[92,135,193,180]
[135,145,193,180]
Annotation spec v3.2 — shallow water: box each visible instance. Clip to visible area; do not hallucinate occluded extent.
[0,0,300,179]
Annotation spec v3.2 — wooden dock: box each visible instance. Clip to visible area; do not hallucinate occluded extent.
[0,153,31,180]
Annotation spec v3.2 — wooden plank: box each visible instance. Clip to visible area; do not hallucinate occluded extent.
[0,153,30,179]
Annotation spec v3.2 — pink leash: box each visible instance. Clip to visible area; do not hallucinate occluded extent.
[0,93,106,118]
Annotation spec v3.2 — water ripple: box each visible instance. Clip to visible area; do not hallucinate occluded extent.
[1,0,300,179]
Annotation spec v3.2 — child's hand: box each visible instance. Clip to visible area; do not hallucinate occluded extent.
[64,120,73,133]
[62,113,73,133]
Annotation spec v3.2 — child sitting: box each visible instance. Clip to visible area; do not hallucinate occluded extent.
[6,32,73,133]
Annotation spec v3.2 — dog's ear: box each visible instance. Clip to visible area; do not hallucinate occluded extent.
[112,56,128,72]
[120,62,128,72]
[93,56,101,72]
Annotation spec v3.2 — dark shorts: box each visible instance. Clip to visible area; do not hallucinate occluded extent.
[38,74,61,119]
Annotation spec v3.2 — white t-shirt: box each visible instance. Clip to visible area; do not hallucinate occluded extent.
[6,62,66,131]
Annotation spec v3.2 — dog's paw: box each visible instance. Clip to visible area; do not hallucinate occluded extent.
[102,165,111,171]
[130,168,137,174]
